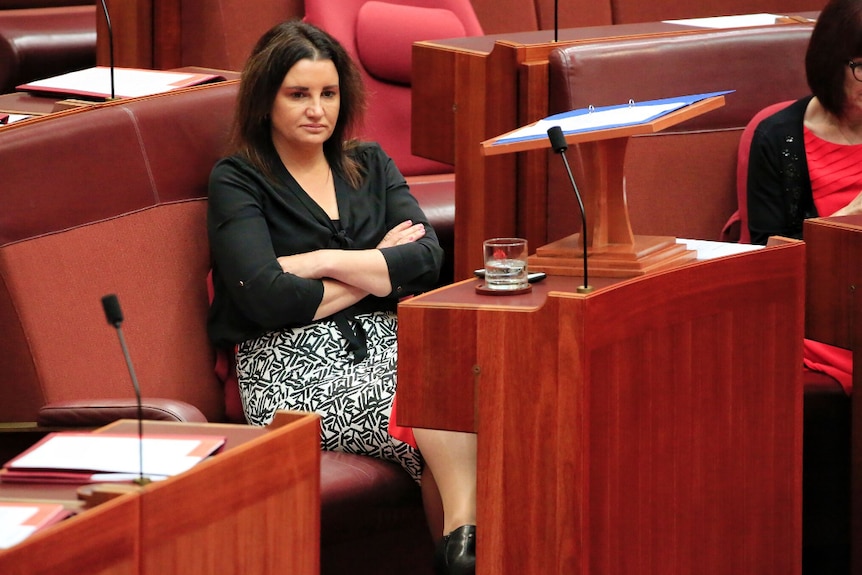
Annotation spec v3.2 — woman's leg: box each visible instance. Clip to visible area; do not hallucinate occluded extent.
[413,428,477,535]
[421,465,445,540]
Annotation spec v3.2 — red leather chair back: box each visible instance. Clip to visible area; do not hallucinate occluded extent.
[304,0,483,177]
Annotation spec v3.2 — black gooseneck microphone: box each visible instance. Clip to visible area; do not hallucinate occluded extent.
[101,294,150,485]
[547,126,593,293]
[98,0,116,100]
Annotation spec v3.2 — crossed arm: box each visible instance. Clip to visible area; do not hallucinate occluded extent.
[277,220,426,320]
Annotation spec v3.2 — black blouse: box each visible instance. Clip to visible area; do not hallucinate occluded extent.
[206,142,443,349]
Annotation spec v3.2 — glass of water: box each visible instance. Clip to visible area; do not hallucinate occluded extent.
[483,237,529,290]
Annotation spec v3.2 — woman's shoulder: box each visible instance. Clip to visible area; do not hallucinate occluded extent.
[212,154,253,175]
[347,141,391,164]
[755,96,811,135]
[210,154,272,186]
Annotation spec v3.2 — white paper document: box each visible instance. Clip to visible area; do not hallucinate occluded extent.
[663,13,783,29]
[500,101,685,144]
[0,506,41,549]
[0,502,70,549]
[17,67,221,100]
[3,433,225,482]
[677,238,763,260]
[491,91,733,147]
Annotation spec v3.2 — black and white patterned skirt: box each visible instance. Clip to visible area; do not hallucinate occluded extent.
[236,310,422,482]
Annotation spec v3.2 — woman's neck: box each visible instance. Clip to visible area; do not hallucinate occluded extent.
[275,143,338,217]
[807,97,862,145]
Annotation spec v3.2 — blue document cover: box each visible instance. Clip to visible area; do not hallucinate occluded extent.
[493,90,734,146]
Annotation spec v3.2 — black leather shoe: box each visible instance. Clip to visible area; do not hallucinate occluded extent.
[434,524,476,575]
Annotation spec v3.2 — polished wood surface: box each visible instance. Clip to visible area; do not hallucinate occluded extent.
[97,0,303,70]
[137,414,320,575]
[0,493,138,575]
[0,412,320,575]
[99,0,155,70]
[398,243,805,574]
[803,215,862,575]
[804,215,862,350]
[411,19,815,279]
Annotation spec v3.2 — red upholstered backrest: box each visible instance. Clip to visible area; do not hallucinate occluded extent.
[0,82,239,424]
[546,24,812,243]
[355,2,467,85]
[0,202,223,422]
[304,0,483,177]
[0,82,238,245]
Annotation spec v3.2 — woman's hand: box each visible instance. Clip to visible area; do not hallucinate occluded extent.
[376,220,426,249]
[832,190,862,217]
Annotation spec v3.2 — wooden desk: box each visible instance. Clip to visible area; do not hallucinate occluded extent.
[0,412,320,575]
[397,242,805,574]
[0,68,240,126]
[803,215,861,574]
[412,16,818,278]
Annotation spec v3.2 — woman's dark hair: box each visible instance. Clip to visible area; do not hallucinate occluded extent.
[806,0,862,116]
[230,20,367,186]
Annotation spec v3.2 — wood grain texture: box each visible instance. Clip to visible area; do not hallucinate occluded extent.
[803,216,862,575]
[398,244,804,574]
[0,413,320,575]
[0,485,139,575]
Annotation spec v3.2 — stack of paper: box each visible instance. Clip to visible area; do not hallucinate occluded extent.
[0,433,225,484]
[0,501,71,549]
[15,67,224,101]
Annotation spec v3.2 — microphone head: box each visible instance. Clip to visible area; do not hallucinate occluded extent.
[547,126,568,154]
[101,294,124,327]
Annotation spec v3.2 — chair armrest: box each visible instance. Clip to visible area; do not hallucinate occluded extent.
[37,398,208,427]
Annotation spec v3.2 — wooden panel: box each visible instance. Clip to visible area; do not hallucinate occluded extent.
[0,492,139,575]
[411,42,458,164]
[153,0,181,69]
[99,0,155,69]
[804,215,862,350]
[398,243,804,574]
[0,413,319,575]
[803,216,862,575]
[139,415,320,575]
[517,60,551,248]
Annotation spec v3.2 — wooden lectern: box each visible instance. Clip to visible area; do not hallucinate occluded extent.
[481,94,726,277]
[803,215,861,575]
[397,241,804,574]
[0,412,320,575]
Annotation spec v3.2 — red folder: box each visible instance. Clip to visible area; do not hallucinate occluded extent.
[0,501,72,549]
[0,432,226,484]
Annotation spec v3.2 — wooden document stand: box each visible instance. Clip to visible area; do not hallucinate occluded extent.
[481,94,725,277]
[397,242,804,574]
